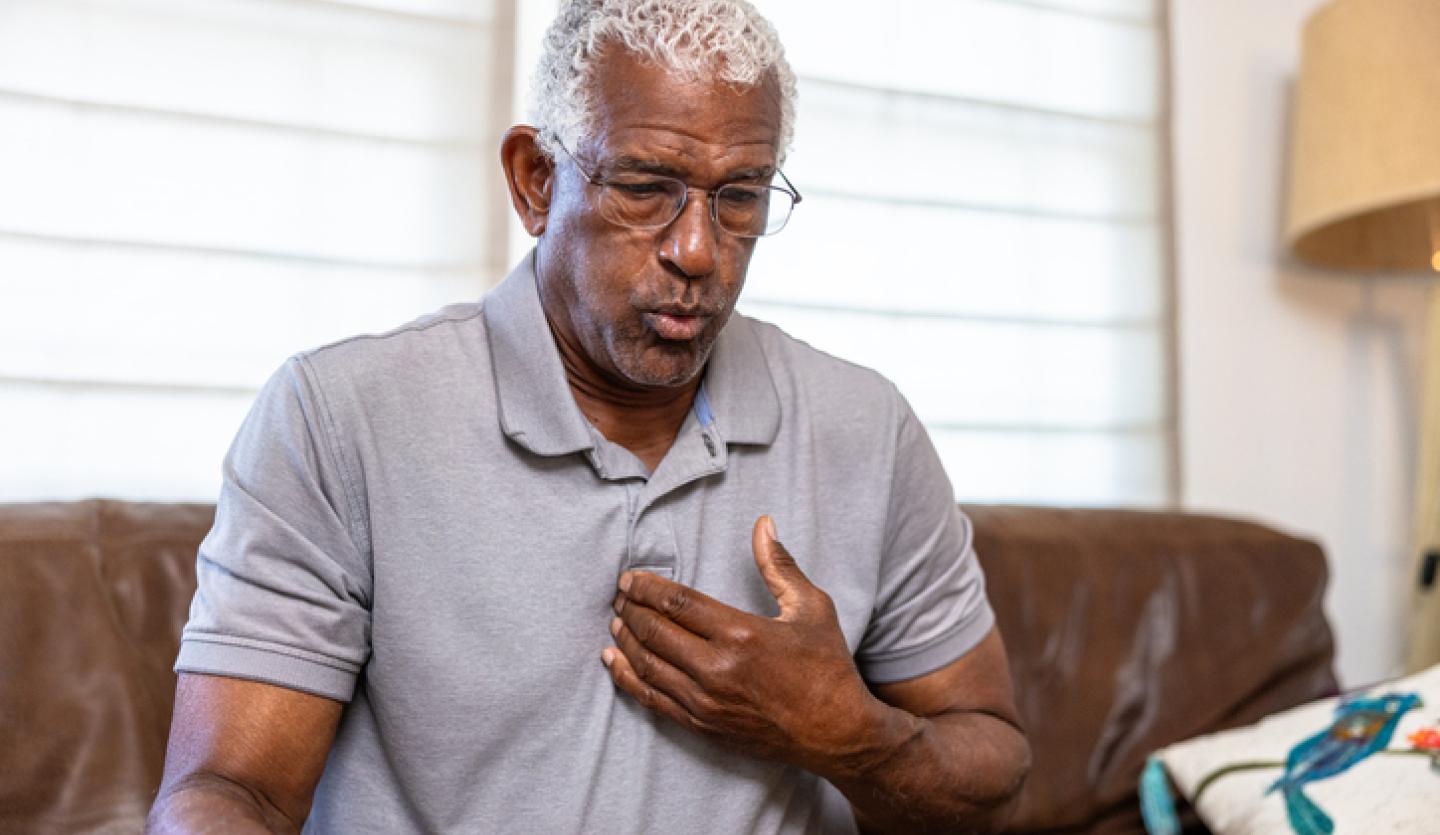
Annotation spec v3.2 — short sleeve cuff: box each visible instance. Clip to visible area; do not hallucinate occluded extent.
[856,603,996,684]
[176,634,361,702]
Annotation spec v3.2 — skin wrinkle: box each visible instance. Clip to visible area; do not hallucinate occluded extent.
[163,772,298,834]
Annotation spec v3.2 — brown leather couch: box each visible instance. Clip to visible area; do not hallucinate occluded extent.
[0,500,1337,834]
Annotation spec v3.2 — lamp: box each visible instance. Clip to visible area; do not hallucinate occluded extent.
[1284,0,1440,672]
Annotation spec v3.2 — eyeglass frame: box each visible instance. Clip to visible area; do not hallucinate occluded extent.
[553,140,803,238]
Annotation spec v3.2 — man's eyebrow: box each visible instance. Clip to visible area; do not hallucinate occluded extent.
[604,155,776,182]
[605,156,685,177]
[724,166,776,182]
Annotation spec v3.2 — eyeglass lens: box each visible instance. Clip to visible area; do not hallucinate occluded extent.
[598,179,794,237]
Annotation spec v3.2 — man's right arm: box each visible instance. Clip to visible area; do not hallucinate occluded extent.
[148,673,344,834]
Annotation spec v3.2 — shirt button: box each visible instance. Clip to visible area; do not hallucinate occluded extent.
[703,434,717,456]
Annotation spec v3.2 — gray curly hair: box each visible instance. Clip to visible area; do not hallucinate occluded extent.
[529,0,797,162]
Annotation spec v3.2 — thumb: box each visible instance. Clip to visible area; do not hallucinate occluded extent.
[751,515,810,617]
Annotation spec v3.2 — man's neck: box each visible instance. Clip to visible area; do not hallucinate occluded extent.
[547,316,700,474]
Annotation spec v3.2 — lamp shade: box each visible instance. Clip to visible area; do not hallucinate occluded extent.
[1285,0,1440,272]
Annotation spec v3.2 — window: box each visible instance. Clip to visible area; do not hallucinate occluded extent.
[1,0,1173,507]
[0,0,515,500]
[741,0,1175,505]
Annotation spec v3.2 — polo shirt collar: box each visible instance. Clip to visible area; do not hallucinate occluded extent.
[482,250,781,456]
[701,310,781,447]
[483,253,594,457]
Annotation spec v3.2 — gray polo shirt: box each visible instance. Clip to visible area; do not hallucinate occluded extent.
[177,253,994,834]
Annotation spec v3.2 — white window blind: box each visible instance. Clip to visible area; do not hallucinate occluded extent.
[2,0,1173,507]
[0,0,515,501]
[743,0,1174,505]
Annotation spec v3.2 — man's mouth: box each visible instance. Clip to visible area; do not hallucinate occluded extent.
[644,310,711,341]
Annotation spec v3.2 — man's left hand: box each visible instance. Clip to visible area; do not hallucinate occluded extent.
[603,515,908,777]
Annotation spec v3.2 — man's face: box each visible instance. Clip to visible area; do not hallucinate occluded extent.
[537,49,783,389]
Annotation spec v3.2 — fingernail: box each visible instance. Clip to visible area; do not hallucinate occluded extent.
[612,593,625,615]
[763,516,778,541]
[609,617,621,636]
[601,648,615,667]
[618,572,633,593]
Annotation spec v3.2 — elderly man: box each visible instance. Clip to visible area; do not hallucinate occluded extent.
[149,1,1030,833]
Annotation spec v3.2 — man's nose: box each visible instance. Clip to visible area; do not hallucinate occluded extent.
[658,188,719,280]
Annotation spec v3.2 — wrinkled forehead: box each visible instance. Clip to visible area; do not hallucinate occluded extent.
[579,46,782,163]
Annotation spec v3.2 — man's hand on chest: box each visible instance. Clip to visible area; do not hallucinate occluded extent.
[602,515,918,781]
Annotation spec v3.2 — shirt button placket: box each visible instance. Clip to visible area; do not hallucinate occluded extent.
[624,488,677,581]
[623,481,639,568]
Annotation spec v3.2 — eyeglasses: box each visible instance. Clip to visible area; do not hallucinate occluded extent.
[556,142,802,238]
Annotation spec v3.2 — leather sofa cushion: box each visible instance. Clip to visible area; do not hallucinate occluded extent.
[964,505,1337,833]
[0,500,213,834]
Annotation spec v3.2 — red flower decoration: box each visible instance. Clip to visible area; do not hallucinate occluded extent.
[1408,727,1440,750]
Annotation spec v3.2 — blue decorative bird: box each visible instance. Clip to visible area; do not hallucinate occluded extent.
[1266,691,1424,835]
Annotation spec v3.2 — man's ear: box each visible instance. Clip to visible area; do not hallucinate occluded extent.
[500,126,554,237]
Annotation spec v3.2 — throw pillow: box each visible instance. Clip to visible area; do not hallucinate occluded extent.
[1139,663,1440,835]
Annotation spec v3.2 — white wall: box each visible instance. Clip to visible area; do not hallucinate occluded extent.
[1171,0,1429,686]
